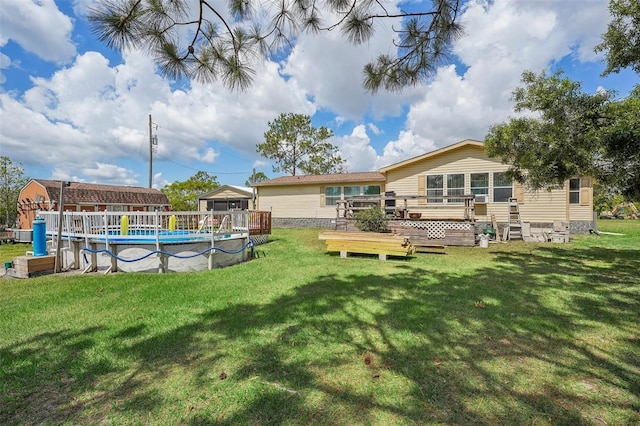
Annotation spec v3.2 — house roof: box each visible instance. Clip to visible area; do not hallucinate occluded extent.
[379,139,485,172]
[31,179,170,205]
[253,172,386,187]
[253,140,485,188]
[198,185,253,199]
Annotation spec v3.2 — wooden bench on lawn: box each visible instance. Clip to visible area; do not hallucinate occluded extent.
[318,230,415,260]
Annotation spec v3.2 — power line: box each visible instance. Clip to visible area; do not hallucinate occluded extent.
[151,122,256,176]
[153,151,251,175]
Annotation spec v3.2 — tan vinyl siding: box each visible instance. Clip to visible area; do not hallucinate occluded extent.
[254,140,594,223]
[386,144,507,196]
[258,185,336,218]
[384,144,594,223]
[258,181,384,218]
[385,145,510,220]
[417,177,426,205]
[503,188,566,223]
[570,177,594,221]
[486,184,592,223]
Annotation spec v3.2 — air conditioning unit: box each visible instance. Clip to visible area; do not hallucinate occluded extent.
[474,194,489,204]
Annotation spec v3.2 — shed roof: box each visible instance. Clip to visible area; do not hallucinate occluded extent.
[32,179,170,205]
[253,172,386,187]
[198,185,253,199]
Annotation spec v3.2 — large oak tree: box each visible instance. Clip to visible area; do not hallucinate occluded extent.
[485,71,640,200]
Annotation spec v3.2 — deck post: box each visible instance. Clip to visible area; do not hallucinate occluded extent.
[110,243,118,273]
[208,251,214,270]
[71,240,80,270]
[209,209,216,270]
[158,243,167,273]
[90,242,98,272]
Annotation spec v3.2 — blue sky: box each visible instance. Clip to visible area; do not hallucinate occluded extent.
[1,0,637,189]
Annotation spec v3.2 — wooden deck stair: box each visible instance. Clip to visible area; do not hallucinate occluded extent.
[508,198,523,240]
[319,230,415,260]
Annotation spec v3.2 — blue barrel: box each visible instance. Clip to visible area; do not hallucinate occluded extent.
[32,217,48,256]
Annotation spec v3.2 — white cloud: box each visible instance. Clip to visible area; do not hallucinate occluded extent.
[386,0,613,162]
[367,123,382,136]
[281,8,418,121]
[199,148,220,164]
[152,172,169,190]
[0,93,93,168]
[2,0,619,187]
[333,125,379,172]
[252,160,267,168]
[1,45,314,184]
[0,50,9,84]
[0,0,76,64]
[376,130,437,169]
[81,163,139,185]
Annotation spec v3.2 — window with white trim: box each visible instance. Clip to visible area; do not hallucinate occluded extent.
[493,172,513,202]
[343,186,360,198]
[325,186,341,207]
[447,174,465,203]
[471,173,489,195]
[363,185,381,195]
[426,175,443,203]
[324,185,382,207]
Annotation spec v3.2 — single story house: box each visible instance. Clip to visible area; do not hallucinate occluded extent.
[17,179,171,230]
[253,139,594,232]
[198,185,255,212]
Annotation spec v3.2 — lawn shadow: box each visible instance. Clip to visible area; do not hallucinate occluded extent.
[1,243,639,424]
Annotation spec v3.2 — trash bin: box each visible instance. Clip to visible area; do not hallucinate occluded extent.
[479,234,489,248]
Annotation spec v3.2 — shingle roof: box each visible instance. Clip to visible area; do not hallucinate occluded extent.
[34,179,170,205]
[252,172,386,187]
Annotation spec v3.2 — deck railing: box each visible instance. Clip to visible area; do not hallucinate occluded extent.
[35,210,273,241]
[339,195,476,221]
[249,211,271,235]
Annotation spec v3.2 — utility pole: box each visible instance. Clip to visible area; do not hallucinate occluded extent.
[148,114,153,188]
[251,167,256,210]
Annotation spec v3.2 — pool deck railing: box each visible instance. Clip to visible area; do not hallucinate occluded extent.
[36,210,256,243]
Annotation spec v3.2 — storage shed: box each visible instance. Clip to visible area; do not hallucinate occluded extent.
[16,179,171,232]
[198,185,255,212]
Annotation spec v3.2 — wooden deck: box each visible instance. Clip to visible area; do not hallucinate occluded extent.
[319,230,415,260]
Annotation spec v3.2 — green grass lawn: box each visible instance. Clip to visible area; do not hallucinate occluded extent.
[1,221,639,425]
[0,241,31,264]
